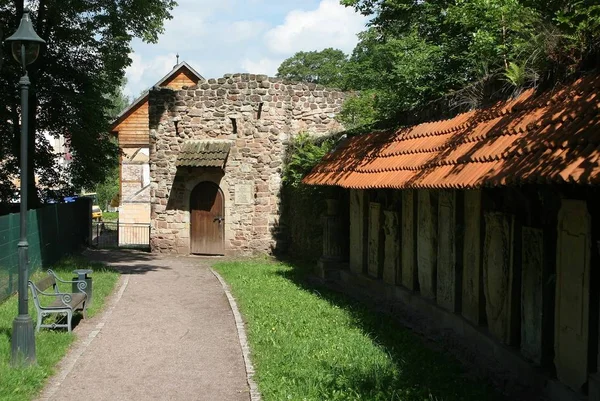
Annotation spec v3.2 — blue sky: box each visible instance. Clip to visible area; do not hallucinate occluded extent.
[124,0,369,98]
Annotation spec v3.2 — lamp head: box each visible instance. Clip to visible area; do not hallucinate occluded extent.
[5,9,45,66]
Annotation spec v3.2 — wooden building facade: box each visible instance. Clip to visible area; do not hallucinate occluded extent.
[109,62,204,243]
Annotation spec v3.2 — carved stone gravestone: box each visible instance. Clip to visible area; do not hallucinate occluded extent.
[483,212,516,345]
[590,298,600,401]
[462,190,484,325]
[437,190,457,311]
[555,199,591,391]
[321,199,343,262]
[418,190,437,299]
[383,210,399,285]
[349,190,366,274]
[402,190,418,290]
[368,202,381,278]
[521,227,544,365]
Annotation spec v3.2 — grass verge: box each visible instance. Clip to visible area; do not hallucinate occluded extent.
[0,256,119,401]
[101,212,119,222]
[214,260,502,401]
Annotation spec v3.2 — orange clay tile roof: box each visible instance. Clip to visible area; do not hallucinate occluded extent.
[303,74,600,189]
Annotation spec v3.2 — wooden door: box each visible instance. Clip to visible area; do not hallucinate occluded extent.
[190,182,224,255]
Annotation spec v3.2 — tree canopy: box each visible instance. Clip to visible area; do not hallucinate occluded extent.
[0,0,175,206]
[276,48,348,88]
[277,0,600,128]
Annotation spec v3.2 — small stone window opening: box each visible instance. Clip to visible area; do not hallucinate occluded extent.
[172,115,181,136]
[230,117,238,135]
[256,102,263,120]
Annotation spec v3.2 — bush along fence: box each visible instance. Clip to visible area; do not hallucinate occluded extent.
[0,199,91,303]
[279,133,341,262]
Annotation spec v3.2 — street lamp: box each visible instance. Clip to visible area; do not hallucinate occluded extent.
[5,8,45,367]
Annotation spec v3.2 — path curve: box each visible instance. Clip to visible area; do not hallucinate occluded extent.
[36,250,250,401]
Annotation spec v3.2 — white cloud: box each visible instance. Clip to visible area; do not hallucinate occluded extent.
[265,0,366,55]
[123,0,368,97]
[124,53,180,98]
[226,20,270,43]
[240,57,283,76]
[124,54,145,90]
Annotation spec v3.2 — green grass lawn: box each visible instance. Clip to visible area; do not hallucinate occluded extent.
[214,260,502,401]
[102,211,119,222]
[0,256,119,401]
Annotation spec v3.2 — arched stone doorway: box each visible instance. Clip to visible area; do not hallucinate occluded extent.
[190,181,224,255]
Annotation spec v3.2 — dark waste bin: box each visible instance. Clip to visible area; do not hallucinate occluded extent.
[72,269,93,307]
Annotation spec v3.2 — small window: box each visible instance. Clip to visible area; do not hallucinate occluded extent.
[257,102,263,120]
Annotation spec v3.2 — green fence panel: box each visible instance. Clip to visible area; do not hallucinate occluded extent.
[0,215,13,300]
[0,201,91,303]
[28,209,42,273]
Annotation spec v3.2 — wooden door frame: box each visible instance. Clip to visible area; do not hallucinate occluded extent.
[189,181,225,255]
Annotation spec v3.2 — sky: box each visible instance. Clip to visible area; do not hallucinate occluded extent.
[123,0,369,99]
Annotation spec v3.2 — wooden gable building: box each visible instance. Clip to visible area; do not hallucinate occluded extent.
[109,62,204,242]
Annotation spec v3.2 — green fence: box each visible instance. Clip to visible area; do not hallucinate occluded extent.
[0,200,91,303]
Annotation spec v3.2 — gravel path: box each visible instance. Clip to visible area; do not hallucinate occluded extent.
[36,249,251,401]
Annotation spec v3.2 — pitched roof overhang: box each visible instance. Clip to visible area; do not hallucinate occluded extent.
[176,140,232,168]
[303,74,600,190]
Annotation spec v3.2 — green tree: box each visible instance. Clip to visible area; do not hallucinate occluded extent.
[0,0,175,206]
[96,164,119,211]
[335,90,377,129]
[106,79,131,121]
[276,48,348,88]
[95,82,129,210]
[339,0,600,121]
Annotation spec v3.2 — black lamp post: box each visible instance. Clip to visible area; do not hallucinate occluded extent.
[5,8,45,367]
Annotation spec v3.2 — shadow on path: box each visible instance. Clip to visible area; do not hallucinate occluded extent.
[82,249,173,275]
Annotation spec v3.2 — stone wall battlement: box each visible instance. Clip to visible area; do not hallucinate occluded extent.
[148,75,346,255]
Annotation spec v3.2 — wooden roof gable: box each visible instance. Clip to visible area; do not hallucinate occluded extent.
[110,61,204,134]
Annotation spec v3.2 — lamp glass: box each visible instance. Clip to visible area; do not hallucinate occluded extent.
[11,41,40,65]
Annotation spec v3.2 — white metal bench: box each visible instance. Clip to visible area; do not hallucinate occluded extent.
[28,269,88,332]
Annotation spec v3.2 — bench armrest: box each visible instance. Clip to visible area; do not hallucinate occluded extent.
[47,269,88,292]
[29,282,86,307]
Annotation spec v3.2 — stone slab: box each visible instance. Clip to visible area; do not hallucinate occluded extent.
[589,373,600,401]
[234,184,253,205]
[349,190,366,275]
[402,190,417,290]
[322,214,343,262]
[462,190,484,325]
[483,212,516,345]
[437,190,457,312]
[383,210,399,285]
[554,199,591,391]
[417,190,437,299]
[521,227,544,365]
[368,202,381,278]
[334,268,584,401]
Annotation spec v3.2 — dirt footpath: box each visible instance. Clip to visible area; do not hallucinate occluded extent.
[36,250,251,401]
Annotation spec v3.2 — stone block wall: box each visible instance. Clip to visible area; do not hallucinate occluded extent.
[148,74,345,255]
[336,186,599,400]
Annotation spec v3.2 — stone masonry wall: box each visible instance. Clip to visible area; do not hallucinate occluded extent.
[148,73,345,255]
